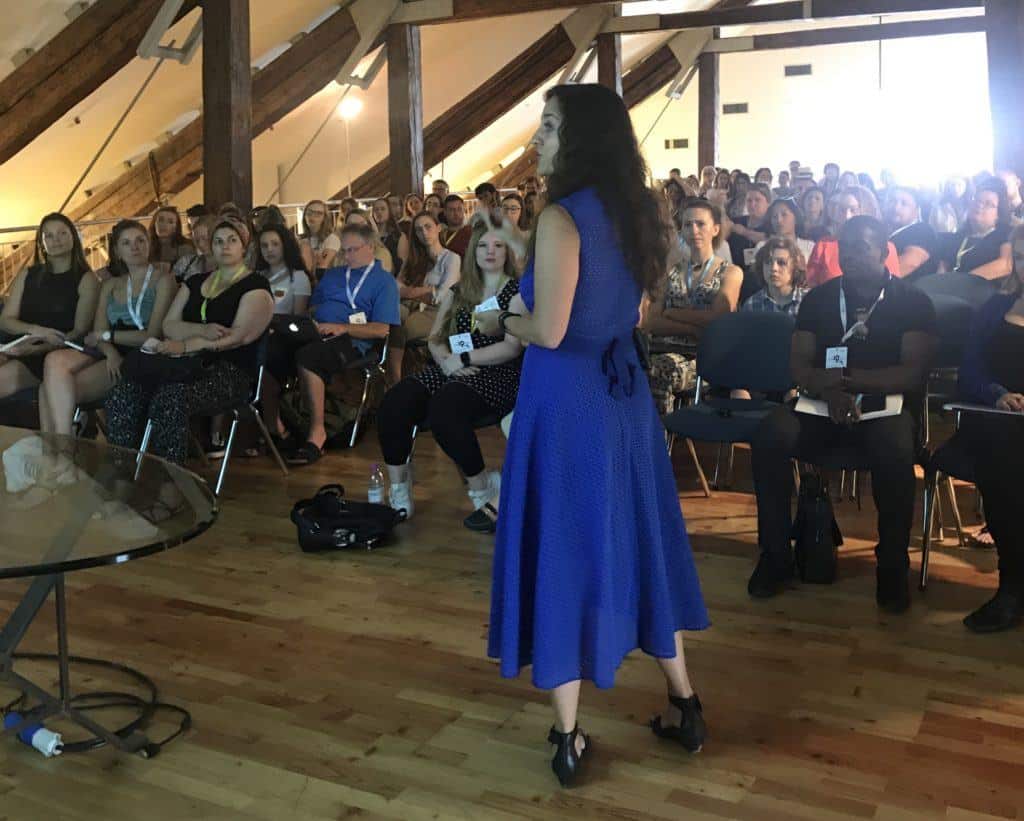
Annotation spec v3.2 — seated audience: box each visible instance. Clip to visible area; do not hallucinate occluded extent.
[423,193,444,222]
[377,217,523,531]
[185,204,212,238]
[930,176,968,234]
[340,197,359,219]
[956,223,1024,632]
[741,237,808,316]
[149,206,194,265]
[755,198,815,263]
[432,179,450,200]
[287,224,399,465]
[388,194,405,227]
[642,199,742,415]
[299,199,341,276]
[997,168,1024,223]
[440,195,473,258]
[726,172,751,220]
[105,218,274,465]
[944,177,1013,281]
[40,220,175,436]
[755,167,773,186]
[838,170,859,190]
[251,204,287,233]
[819,162,841,197]
[773,170,793,199]
[252,224,312,446]
[474,183,500,219]
[388,213,462,383]
[0,213,100,402]
[885,187,939,282]
[345,209,395,273]
[728,182,771,268]
[799,186,829,242]
[500,193,531,237]
[748,216,936,612]
[372,197,403,267]
[806,185,899,287]
[172,214,215,281]
[699,165,716,195]
[523,191,539,225]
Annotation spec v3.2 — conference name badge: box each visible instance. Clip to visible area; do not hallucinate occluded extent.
[825,346,848,369]
[349,312,368,325]
[449,333,474,354]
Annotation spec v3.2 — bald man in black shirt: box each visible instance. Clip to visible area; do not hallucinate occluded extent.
[748,216,937,613]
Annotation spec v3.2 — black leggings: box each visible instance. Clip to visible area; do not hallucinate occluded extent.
[377,378,493,476]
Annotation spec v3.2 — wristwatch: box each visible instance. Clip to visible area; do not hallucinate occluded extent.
[460,351,472,367]
[101,330,112,343]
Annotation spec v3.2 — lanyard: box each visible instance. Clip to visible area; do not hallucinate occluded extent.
[125,265,153,330]
[889,220,919,241]
[954,228,994,272]
[346,264,372,310]
[839,279,887,343]
[685,255,717,296]
[201,265,246,323]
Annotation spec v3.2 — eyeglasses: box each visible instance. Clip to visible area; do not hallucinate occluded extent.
[342,243,367,254]
[502,205,522,213]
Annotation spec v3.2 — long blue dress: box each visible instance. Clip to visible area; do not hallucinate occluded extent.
[488,187,710,690]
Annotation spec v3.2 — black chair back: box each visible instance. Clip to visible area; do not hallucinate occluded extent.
[695,312,795,393]
[915,272,999,309]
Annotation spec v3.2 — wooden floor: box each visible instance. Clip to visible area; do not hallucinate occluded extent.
[1,427,1023,821]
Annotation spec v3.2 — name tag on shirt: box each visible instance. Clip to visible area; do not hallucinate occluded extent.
[825,346,848,369]
[474,295,501,313]
[449,333,474,354]
[743,247,757,266]
[349,312,367,325]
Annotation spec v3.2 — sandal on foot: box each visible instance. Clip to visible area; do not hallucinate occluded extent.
[287,441,323,466]
[547,725,590,788]
[463,501,498,533]
[650,693,706,753]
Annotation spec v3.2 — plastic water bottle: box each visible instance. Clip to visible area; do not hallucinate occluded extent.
[3,712,63,757]
[368,464,386,504]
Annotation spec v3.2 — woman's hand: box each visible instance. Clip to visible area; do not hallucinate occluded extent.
[33,327,65,347]
[155,339,186,356]
[453,366,480,378]
[105,349,123,382]
[141,337,161,353]
[996,392,1024,413]
[441,354,463,377]
[474,310,502,337]
[202,323,230,341]
[84,331,101,348]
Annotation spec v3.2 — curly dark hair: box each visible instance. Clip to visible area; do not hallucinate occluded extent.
[754,236,807,289]
[254,224,311,276]
[540,84,670,294]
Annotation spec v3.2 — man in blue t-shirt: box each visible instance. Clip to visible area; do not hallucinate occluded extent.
[289,223,399,465]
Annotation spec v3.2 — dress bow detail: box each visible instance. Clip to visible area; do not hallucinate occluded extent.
[601,337,637,400]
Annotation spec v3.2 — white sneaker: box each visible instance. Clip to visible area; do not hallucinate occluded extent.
[389,480,414,520]
[467,470,501,511]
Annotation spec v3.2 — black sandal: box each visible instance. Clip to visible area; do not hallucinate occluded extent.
[547,725,590,788]
[287,441,323,466]
[650,693,706,753]
[463,501,498,533]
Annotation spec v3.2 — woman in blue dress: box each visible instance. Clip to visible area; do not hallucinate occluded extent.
[476,84,710,788]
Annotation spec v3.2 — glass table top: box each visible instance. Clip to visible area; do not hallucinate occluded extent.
[0,427,216,579]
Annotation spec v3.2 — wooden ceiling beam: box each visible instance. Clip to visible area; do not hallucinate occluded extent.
[603,0,983,34]
[334,10,588,198]
[707,14,985,51]
[0,0,199,165]
[392,0,645,25]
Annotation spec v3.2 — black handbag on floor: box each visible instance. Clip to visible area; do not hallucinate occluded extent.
[792,472,843,584]
[290,484,405,552]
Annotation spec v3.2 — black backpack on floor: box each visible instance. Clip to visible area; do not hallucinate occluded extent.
[290,484,405,552]
[792,472,843,584]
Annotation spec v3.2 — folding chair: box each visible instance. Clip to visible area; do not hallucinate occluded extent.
[662,312,795,494]
[344,337,389,448]
[137,335,289,496]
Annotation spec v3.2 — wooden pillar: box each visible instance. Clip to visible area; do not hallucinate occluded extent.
[597,32,622,96]
[697,50,719,171]
[387,23,424,196]
[201,0,252,211]
[985,0,1024,173]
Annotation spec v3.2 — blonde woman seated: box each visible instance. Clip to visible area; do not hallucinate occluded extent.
[387,212,462,383]
[377,215,522,532]
[40,219,175,436]
[643,198,743,416]
[299,199,341,277]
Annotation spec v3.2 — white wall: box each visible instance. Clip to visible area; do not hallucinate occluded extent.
[635,31,993,188]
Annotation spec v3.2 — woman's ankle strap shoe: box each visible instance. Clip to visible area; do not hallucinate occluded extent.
[547,725,589,788]
[650,693,706,753]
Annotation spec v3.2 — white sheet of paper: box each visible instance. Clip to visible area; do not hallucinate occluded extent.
[825,346,848,369]
[794,393,903,421]
[474,296,500,313]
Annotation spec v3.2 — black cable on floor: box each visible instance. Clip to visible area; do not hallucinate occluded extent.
[2,653,191,756]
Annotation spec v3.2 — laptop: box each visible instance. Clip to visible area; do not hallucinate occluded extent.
[271,315,321,347]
